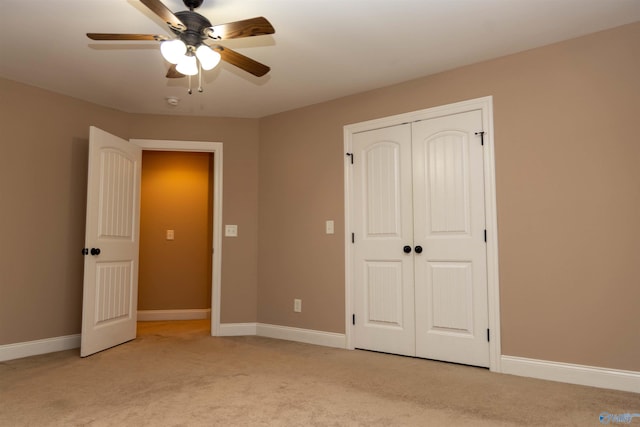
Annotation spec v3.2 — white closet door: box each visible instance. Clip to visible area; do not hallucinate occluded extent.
[352,124,416,356]
[412,110,490,367]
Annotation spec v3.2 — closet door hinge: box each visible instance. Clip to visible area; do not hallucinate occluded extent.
[475,131,485,146]
[346,152,354,164]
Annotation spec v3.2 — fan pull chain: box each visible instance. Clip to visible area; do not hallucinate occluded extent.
[188,74,193,95]
[198,62,203,93]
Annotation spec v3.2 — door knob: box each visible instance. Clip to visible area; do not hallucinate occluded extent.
[403,245,412,254]
[90,248,101,256]
[414,245,423,254]
[82,248,89,255]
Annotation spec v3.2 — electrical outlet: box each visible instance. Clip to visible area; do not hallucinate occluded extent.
[225,225,238,237]
[294,299,302,313]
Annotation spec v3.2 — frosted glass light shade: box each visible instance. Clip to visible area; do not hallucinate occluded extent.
[160,39,187,64]
[195,45,221,70]
[176,54,198,76]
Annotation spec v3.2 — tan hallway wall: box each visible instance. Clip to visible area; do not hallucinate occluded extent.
[138,151,213,311]
[257,22,640,372]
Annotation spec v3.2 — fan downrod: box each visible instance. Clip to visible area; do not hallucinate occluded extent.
[183,0,204,10]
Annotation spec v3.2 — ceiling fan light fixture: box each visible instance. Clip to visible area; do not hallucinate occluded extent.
[176,53,198,76]
[87,0,275,85]
[195,44,221,70]
[160,39,187,64]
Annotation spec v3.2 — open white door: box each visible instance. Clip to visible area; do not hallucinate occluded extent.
[81,127,141,357]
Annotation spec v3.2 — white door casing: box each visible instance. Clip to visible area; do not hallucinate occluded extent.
[81,127,141,357]
[130,138,223,337]
[344,97,501,371]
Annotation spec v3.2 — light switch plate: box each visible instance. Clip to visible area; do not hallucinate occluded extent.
[166,229,175,240]
[225,225,238,237]
[325,220,334,235]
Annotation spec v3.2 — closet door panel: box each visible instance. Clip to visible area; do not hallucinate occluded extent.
[412,110,490,367]
[352,124,416,356]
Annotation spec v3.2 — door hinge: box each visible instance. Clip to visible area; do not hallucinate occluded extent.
[351,232,355,243]
[346,152,354,164]
[484,229,487,242]
[352,314,356,325]
[487,328,490,342]
[475,131,485,146]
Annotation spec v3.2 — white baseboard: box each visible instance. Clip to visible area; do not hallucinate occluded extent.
[5,331,635,394]
[0,334,80,362]
[137,309,211,321]
[218,323,258,336]
[0,322,345,361]
[501,355,640,393]
[256,323,347,349]
[218,322,347,349]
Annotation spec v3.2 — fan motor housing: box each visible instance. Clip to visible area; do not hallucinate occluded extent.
[173,10,212,46]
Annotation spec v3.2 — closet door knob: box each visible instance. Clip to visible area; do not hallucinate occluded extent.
[414,245,423,254]
[90,248,101,256]
[403,245,412,254]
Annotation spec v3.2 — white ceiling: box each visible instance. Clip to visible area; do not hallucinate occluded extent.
[1,1,639,118]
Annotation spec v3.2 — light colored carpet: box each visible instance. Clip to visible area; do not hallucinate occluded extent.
[0,320,637,426]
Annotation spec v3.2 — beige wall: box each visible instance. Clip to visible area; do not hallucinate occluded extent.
[138,151,213,311]
[0,79,130,344]
[128,115,260,324]
[1,22,638,373]
[258,22,640,371]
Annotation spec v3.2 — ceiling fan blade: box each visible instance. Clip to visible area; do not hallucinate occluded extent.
[212,45,271,77]
[205,17,275,40]
[166,64,185,78]
[87,33,169,41]
[139,0,186,31]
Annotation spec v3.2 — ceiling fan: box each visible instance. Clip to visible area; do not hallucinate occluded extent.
[87,0,275,92]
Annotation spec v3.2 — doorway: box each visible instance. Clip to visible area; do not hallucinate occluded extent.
[343,97,501,371]
[132,138,224,336]
[138,151,213,328]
